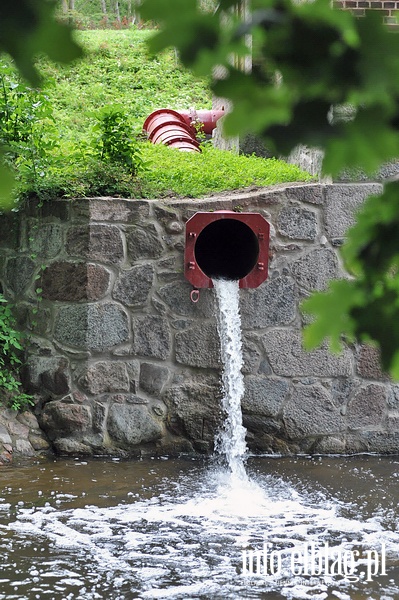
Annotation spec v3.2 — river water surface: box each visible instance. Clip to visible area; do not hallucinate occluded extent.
[0,454,399,600]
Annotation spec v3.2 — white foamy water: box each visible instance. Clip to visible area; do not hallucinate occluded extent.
[212,278,247,479]
[2,460,399,600]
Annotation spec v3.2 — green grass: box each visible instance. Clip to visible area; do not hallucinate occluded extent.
[39,29,212,140]
[141,143,313,198]
[13,29,312,200]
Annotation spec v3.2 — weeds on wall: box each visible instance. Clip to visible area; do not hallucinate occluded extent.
[0,294,34,411]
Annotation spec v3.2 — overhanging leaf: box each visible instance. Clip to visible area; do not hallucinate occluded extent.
[0,0,83,86]
[302,279,364,352]
[323,109,399,177]
[342,181,399,275]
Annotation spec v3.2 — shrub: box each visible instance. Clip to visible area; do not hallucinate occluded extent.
[92,105,145,175]
[0,294,34,411]
[0,60,58,198]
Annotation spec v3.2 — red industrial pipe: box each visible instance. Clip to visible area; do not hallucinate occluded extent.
[143,109,184,133]
[143,108,225,152]
[178,109,225,135]
[143,109,200,153]
[184,211,270,289]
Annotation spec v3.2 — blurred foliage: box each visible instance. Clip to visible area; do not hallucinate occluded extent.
[303,181,399,378]
[0,0,82,86]
[0,0,83,210]
[140,0,399,376]
[141,0,399,178]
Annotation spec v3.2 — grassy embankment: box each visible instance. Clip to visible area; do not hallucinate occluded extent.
[19,29,313,199]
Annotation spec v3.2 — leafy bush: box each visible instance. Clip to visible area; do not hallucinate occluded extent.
[92,105,145,175]
[0,294,34,411]
[0,60,58,199]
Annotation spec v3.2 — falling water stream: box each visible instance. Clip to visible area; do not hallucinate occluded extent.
[212,278,247,480]
[1,279,399,599]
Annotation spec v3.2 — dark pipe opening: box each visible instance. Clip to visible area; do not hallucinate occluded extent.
[194,219,259,281]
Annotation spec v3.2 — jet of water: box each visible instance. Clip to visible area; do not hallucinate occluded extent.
[213,278,248,481]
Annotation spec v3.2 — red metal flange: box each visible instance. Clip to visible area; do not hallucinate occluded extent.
[184,211,270,289]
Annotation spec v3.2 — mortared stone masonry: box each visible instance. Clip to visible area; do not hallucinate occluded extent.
[1,182,399,459]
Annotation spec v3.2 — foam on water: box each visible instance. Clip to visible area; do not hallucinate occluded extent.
[4,464,399,599]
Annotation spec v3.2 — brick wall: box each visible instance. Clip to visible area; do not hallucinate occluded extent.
[334,0,399,26]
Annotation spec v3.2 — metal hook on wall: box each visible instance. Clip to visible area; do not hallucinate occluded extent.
[190,288,200,303]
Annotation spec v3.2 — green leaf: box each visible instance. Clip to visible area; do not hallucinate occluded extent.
[323,109,399,177]
[0,156,16,211]
[350,283,399,374]
[302,279,364,352]
[341,181,399,275]
[214,71,292,138]
[0,0,83,86]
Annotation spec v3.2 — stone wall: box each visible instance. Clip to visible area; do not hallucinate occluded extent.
[2,182,399,458]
